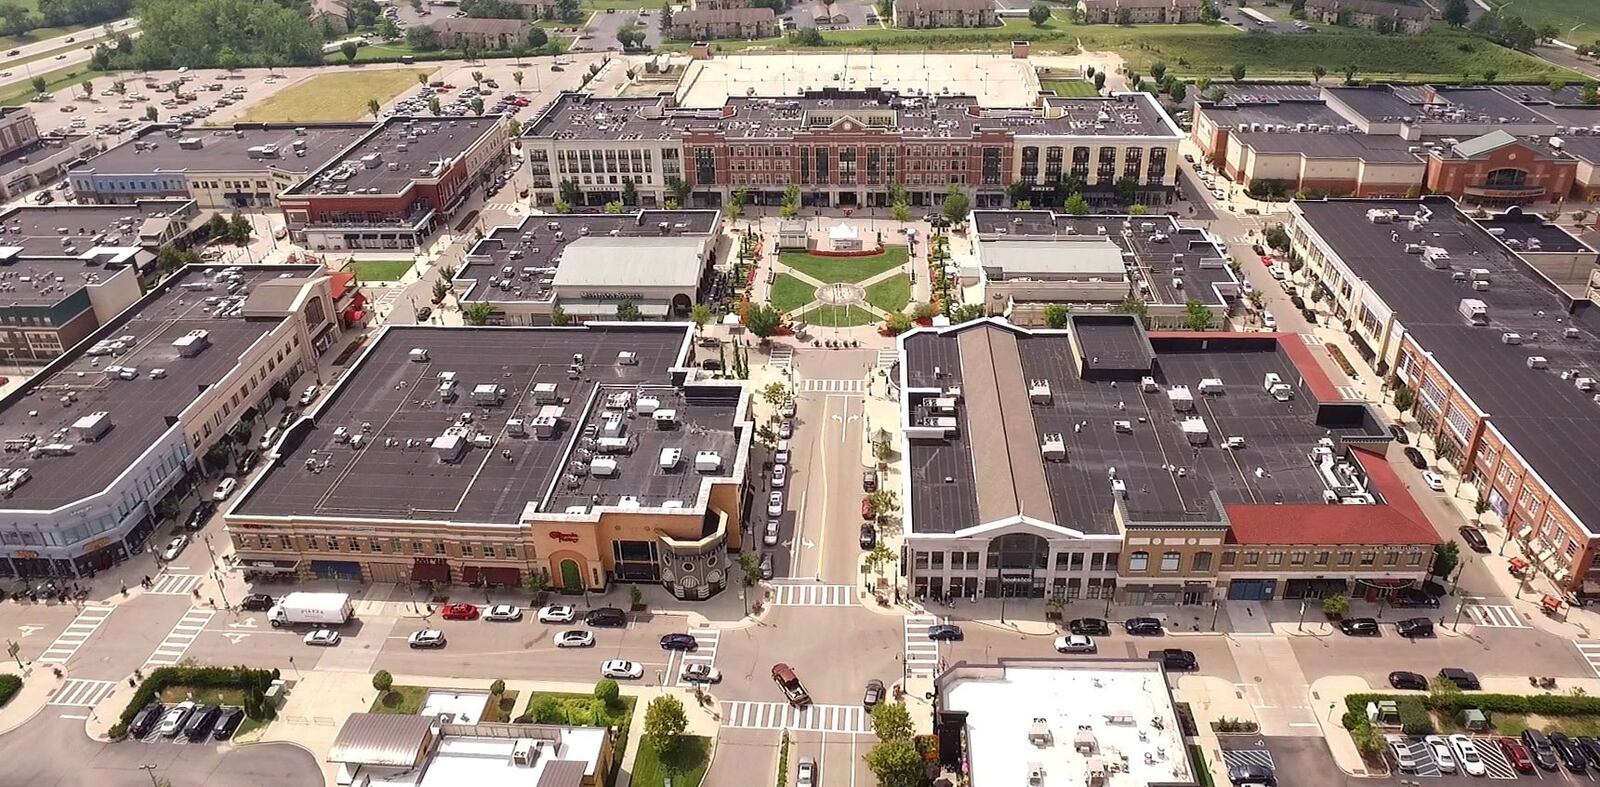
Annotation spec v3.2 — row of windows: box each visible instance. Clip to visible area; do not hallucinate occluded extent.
[238,531,529,560]
[913,550,1121,571]
[196,180,270,190]
[1124,548,1427,573]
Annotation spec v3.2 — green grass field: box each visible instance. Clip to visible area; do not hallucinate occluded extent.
[768,273,817,314]
[864,274,911,313]
[782,246,910,284]
[241,68,430,122]
[632,735,711,787]
[801,304,879,328]
[0,64,103,106]
[348,259,415,281]
[369,686,430,715]
[1491,0,1600,43]
[1041,79,1099,97]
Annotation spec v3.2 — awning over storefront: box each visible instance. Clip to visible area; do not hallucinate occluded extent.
[1542,594,1563,613]
[411,558,450,583]
[461,565,520,587]
[558,300,672,317]
[232,557,299,574]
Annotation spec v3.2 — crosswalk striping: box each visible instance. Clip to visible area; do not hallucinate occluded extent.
[1576,642,1600,678]
[768,345,794,370]
[800,378,864,394]
[1299,333,1326,346]
[767,583,856,608]
[144,608,215,669]
[672,628,721,688]
[875,349,898,368]
[147,573,203,596]
[49,679,117,708]
[721,701,873,735]
[37,605,114,665]
[1221,749,1275,772]
[1463,603,1526,629]
[904,615,941,678]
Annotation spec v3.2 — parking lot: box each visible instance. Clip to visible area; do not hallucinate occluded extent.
[1223,734,1600,787]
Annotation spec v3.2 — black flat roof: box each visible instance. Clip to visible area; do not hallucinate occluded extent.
[235,324,744,523]
[285,116,500,197]
[72,123,369,178]
[0,199,193,257]
[1295,197,1600,533]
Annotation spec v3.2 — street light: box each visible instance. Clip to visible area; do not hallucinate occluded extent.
[138,764,160,787]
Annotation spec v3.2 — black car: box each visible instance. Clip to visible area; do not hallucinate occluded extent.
[1391,587,1440,608]
[859,524,876,550]
[928,624,964,641]
[415,306,433,321]
[1551,732,1589,771]
[1154,649,1197,671]
[584,607,627,627]
[1438,667,1480,690]
[1523,729,1561,771]
[1226,762,1276,786]
[240,593,274,612]
[1388,671,1428,690]
[1124,617,1163,636]
[660,633,698,651]
[212,707,245,740]
[129,701,165,738]
[1337,617,1381,637]
[183,704,221,741]
[1403,446,1428,469]
[1397,617,1435,638]
[1069,618,1110,636]
[863,679,885,710]
[235,450,259,475]
[1458,525,1490,553]
[1578,736,1600,769]
[1387,424,1410,444]
[184,500,215,531]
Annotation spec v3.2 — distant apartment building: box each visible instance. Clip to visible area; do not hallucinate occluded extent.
[667,7,778,39]
[309,0,351,34]
[892,0,999,29]
[1303,0,1431,34]
[0,107,97,201]
[692,0,750,8]
[429,17,532,50]
[1077,0,1201,24]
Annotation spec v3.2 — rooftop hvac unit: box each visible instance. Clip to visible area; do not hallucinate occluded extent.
[1028,379,1052,405]
[659,447,682,469]
[617,351,637,366]
[1111,478,1127,499]
[616,496,641,509]
[437,378,458,402]
[1578,377,1596,392]
[1470,268,1490,282]
[1139,376,1159,393]
[506,418,528,438]
[172,329,211,357]
[590,457,619,477]
[150,369,167,379]
[601,413,625,438]
[71,411,112,442]
[1566,327,1582,339]
[1501,332,1522,345]
[1167,385,1194,412]
[533,415,559,438]
[1458,298,1488,326]
[472,384,507,405]
[1473,280,1490,291]
[635,396,662,415]
[1113,420,1132,433]
[1181,416,1210,445]
[432,430,468,463]
[532,382,560,403]
[694,450,722,472]
[1040,433,1066,461]
[1224,436,1246,450]
[653,409,678,429]
[927,396,958,414]
[596,436,631,454]
[409,348,430,362]
[1527,356,1549,370]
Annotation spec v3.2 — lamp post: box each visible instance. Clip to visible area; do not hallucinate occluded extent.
[138,764,160,787]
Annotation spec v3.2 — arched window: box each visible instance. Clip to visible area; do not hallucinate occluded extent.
[1484,168,1527,188]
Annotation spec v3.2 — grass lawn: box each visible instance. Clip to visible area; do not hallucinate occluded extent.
[801,304,879,328]
[158,685,250,707]
[369,685,429,715]
[782,246,909,284]
[768,273,817,314]
[1493,0,1600,42]
[241,68,429,122]
[1041,79,1099,97]
[348,259,415,281]
[482,690,520,723]
[864,273,911,313]
[521,691,636,786]
[632,735,711,787]
[234,716,271,740]
[0,65,103,106]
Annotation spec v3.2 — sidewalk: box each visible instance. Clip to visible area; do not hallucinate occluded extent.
[1175,675,1260,787]
[0,666,64,737]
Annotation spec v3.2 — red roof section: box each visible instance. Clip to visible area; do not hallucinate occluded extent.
[329,271,356,301]
[1145,331,1344,403]
[1225,447,1442,546]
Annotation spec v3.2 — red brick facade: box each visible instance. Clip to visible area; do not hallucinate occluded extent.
[1424,141,1576,204]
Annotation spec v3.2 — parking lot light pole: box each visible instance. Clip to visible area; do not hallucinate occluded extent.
[138,764,159,787]
[1452,599,1466,632]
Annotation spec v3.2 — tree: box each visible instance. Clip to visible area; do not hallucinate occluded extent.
[559,179,582,205]
[871,702,914,742]
[1392,384,1416,422]
[366,98,382,119]
[418,72,429,89]
[745,302,782,338]
[603,200,625,214]
[1473,497,1490,524]
[1042,303,1070,329]
[490,679,506,697]
[1113,176,1138,206]
[463,301,495,325]
[550,305,570,326]
[557,0,582,22]
[865,738,923,787]
[1115,295,1147,326]
[1311,65,1327,83]
[1114,6,1132,24]
[428,95,442,115]
[1432,541,1461,580]
[229,212,253,245]
[1093,71,1106,91]
[689,303,712,331]
[615,299,642,321]
[789,27,824,46]
[1149,61,1167,82]
[1343,64,1358,84]
[953,302,985,321]
[885,311,914,334]
[644,694,688,754]
[1027,2,1051,25]
[1230,63,1246,83]
[341,40,359,63]
[527,26,549,48]
[1263,223,1291,252]
[1482,69,1498,84]
[372,670,393,696]
[659,0,672,31]
[1440,0,1465,26]
[1064,192,1090,215]
[728,187,748,222]
[761,382,788,408]
[1321,593,1350,618]
[29,76,45,97]
[470,97,484,115]
[80,80,93,99]
[941,184,971,223]
[1183,300,1214,331]
[1168,81,1186,104]
[378,16,399,39]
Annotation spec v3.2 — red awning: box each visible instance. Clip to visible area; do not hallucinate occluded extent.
[344,308,365,324]
[411,558,449,583]
[1509,557,1530,571]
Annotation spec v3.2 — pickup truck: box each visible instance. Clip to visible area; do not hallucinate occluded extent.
[771,662,812,707]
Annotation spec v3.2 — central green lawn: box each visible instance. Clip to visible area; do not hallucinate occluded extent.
[1491,0,1600,42]
[782,246,909,284]
[864,273,911,313]
[348,259,415,281]
[241,68,430,122]
[158,685,250,707]
[769,273,817,314]
[801,304,879,328]
[632,735,711,787]
[1041,79,1099,97]
[369,685,429,715]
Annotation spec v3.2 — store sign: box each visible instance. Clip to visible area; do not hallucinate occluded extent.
[550,532,580,544]
[12,550,36,559]
[579,292,644,301]
[84,537,111,551]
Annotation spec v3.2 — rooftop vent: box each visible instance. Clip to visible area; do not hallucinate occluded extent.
[1040,432,1066,461]
[1028,379,1052,405]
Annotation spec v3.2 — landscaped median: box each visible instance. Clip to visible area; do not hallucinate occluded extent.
[109,665,281,740]
[1342,685,1600,763]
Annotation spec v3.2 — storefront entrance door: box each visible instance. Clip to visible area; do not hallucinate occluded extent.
[559,559,582,590]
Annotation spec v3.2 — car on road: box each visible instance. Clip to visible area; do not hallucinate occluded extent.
[601,659,643,679]
[1550,732,1588,771]
[660,633,698,651]
[303,629,341,646]
[415,306,432,321]
[1388,671,1428,691]
[796,756,817,787]
[1397,617,1435,638]
[555,630,594,647]
[1499,737,1536,773]
[780,399,796,418]
[1522,729,1560,771]
[1054,634,1096,653]
[767,491,784,518]
[772,464,786,488]
[1437,667,1480,690]
[212,476,238,501]
[298,384,320,405]
[1424,735,1458,773]
[682,664,721,684]
[863,679,885,710]
[130,701,164,738]
[778,419,793,439]
[1391,587,1440,608]
[407,629,446,649]
[759,552,774,580]
[484,604,522,622]
[158,701,196,738]
[1338,617,1381,637]
[212,707,245,741]
[1124,617,1163,636]
[184,704,221,741]
[1387,424,1409,443]
[160,535,189,561]
[862,470,878,492]
[927,623,964,641]
[184,500,215,531]
[774,440,789,465]
[1403,446,1427,469]
[1153,648,1198,671]
[1225,762,1274,785]
[1389,739,1420,772]
[1458,525,1490,553]
[440,603,479,621]
[859,523,876,550]
[763,519,779,546]
[1069,618,1110,636]
[538,605,576,624]
[240,593,274,612]
[584,607,627,627]
[1421,470,1445,492]
[1449,734,1487,776]
[1261,310,1277,330]
[772,662,812,707]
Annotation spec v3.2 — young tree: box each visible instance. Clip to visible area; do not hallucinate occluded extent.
[870,702,914,741]
[367,98,382,119]
[1064,192,1090,215]
[689,303,712,331]
[1149,61,1167,82]
[341,40,359,63]
[470,97,484,115]
[490,679,506,697]
[1093,71,1106,91]
[512,70,524,91]
[1042,303,1070,328]
[1311,65,1327,83]
[528,27,549,48]
[762,382,788,408]
[615,299,642,321]
[1432,541,1461,580]
[1114,176,1138,205]
[1230,63,1246,83]
[643,694,689,753]
[550,305,571,326]
[29,76,45,97]
[594,678,621,706]
[660,0,673,31]
[1392,384,1416,422]
[1168,81,1187,104]
[463,301,495,325]
[744,302,782,338]
[372,670,394,697]
[1027,2,1051,25]
[941,184,971,223]
[865,738,923,787]
[1183,300,1214,331]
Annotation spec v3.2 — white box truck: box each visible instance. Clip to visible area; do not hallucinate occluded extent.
[267,592,354,628]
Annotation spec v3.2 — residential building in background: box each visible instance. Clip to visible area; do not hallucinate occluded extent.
[430,17,534,50]
[667,7,778,40]
[891,0,999,29]
[309,0,351,34]
[1303,0,1432,34]
[1076,0,1202,24]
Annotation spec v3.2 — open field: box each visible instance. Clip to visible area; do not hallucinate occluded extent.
[1492,0,1600,42]
[782,246,910,283]
[240,68,429,122]
[348,259,416,282]
[632,735,711,787]
[769,273,816,314]
[864,274,911,313]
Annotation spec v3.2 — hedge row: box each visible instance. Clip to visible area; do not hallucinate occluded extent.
[1348,691,1600,720]
[109,665,279,738]
[0,674,20,708]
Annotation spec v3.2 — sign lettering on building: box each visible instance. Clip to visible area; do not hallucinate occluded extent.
[550,532,580,544]
[579,292,645,301]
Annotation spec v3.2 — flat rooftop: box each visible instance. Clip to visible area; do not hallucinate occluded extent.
[459,211,720,304]
[73,123,369,177]
[939,660,1193,787]
[0,264,322,511]
[1295,197,1600,534]
[674,53,1042,109]
[1231,131,1427,164]
[286,116,499,197]
[901,320,1384,535]
[0,199,193,257]
[236,324,744,523]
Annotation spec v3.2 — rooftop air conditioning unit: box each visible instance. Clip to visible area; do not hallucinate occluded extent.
[694,450,722,472]
[1501,332,1522,345]
[1028,379,1052,404]
[1040,433,1066,461]
[1527,356,1549,370]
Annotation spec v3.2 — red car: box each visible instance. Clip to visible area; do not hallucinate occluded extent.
[861,498,872,520]
[440,603,479,621]
[1499,737,1535,773]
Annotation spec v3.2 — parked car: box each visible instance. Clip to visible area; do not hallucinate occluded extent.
[1154,648,1198,671]
[407,629,446,649]
[601,659,643,679]
[660,633,698,651]
[796,756,817,787]
[780,399,796,418]
[1551,732,1588,771]
[859,523,876,550]
[778,419,793,439]
[1225,762,1275,785]
[1437,667,1480,690]
[1069,618,1110,636]
[585,607,627,627]
[1449,734,1487,776]
[160,535,189,561]
[129,701,165,738]
[1388,671,1428,691]
[1499,736,1536,773]
[538,605,576,624]
[1403,446,1427,469]
[158,702,196,738]
[774,440,789,464]
[303,629,341,646]
[1337,617,1381,637]
[863,679,885,710]
[1391,587,1440,608]
[555,630,594,648]
[772,464,787,488]
[212,477,238,501]
[763,519,780,547]
[767,491,784,518]
[1422,736,1458,773]
[1388,739,1420,772]
[440,603,479,621]
[927,624,964,641]
[1387,424,1409,443]
[298,384,319,405]
[483,604,522,622]
[184,500,215,531]
[1397,617,1436,638]
[1458,525,1490,553]
[1124,617,1163,636]
[1421,470,1446,491]
[759,552,774,580]
[862,470,878,492]
[1522,729,1561,771]
[1578,737,1600,770]
[682,664,721,684]
[184,705,222,741]
[1054,634,1096,653]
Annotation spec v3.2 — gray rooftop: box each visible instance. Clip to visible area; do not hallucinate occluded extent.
[71,123,369,178]
[1295,197,1600,534]
[1324,86,1421,124]
[235,324,746,523]
[0,264,323,511]
[1199,99,1347,131]
[1230,131,1427,163]
[286,116,501,197]
[0,199,193,258]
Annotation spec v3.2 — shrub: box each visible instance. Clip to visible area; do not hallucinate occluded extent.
[594,679,620,706]
[0,675,20,709]
[1398,697,1435,735]
[114,665,278,732]
[531,695,566,724]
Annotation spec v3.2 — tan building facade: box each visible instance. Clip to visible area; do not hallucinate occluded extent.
[1077,0,1201,24]
[891,0,999,29]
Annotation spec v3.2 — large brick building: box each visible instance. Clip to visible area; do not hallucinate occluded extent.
[1077,0,1201,24]
[891,0,999,29]
[1303,0,1432,34]
[667,7,778,39]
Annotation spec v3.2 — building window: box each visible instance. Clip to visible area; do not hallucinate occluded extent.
[1338,551,1354,566]
[279,535,293,550]
[462,543,474,557]
[1105,552,1118,570]
[434,540,446,555]
[1020,146,1039,181]
[1055,552,1071,571]
[1383,552,1399,566]
[1221,551,1237,567]
[1128,551,1149,572]
[1406,551,1423,566]
[915,551,930,569]
[1192,551,1213,572]
[1290,551,1306,566]
[1315,551,1330,566]
[930,551,944,569]
[367,539,380,552]
[412,540,424,553]
[1360,551,1376,566]
[1243,551,1260,566]
[1267,551,1283,567]
[1159,551,1180,572]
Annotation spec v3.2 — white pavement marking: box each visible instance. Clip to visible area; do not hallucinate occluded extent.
[801,378,865,394]
[721,701,873,734]
[875,349,897,368]
[1463,603,1527,628]
[672,627,721,688]
[769,345,794,370]
[1336,385,1366,401]
[1576,641,1600,678]
[1221,749,1275,771]
[1473,735,1519,779]
[36,605,113,665]
[147,573,203,595]
[143,608,215,669]
[904,615,940,678]
[48,678,117,708]
[767,583,857,607]
[1299,333,1326,346]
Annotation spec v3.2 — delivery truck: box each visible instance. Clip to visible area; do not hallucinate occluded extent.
[267,592,354,628]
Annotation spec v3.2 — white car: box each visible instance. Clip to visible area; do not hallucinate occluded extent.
[774,440,789,465]
[1447,734,1485,776]
[556,630,594,648]
[601,659,644,679]
[779,419,793,439]
[1423,735,1457,773]
[407,629,446,649]
[1212,188,1226,201]
[160,535,188,561]
[484,604,522,622]
[298,384,320,405]
[767,491,783,518]
[212,477,238,501]
[780,399,797,418]
[772,464,787,488]
[1269,265,1287,281]
[538,605,576,623]
[682,663,722,683]
[157,701,196,737]
[1420,470,1445,491]
[763,519,779,546]
[1261,311,1277,330]
[303,629,341,646]
[1053,634,1097,653]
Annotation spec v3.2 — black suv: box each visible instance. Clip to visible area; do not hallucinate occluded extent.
[129,701,164,738]
[1069,618,1110,636]
[1437,667,1480,690]
[1397,617,1435,638]
[1391,587,1440,608]
[184,500,215,532]
[585,607,627,627]
[1404,446,1428,469]
[1124,617,1163,636]
[1337,617,1381,637]
[1551,732,1589,772]
[183,705,221,741]
[1457,525,1490,553]
[1522,729,1560,771]
[240,593,274,612]
[859,524,876,550]
[1153,648,1197,670]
